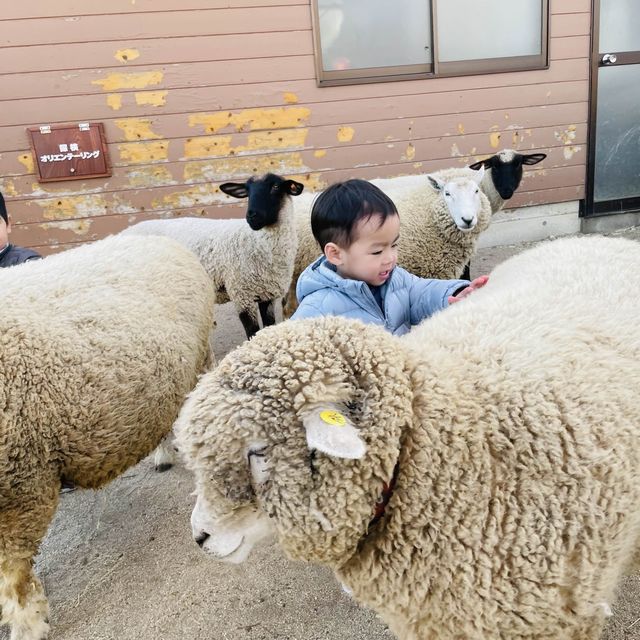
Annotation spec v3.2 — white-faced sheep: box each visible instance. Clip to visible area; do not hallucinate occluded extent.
[177,235,640,640]
[284,149,546,315]
[123,173,304,339]
[454,149,546,278]
[0,234,214,640]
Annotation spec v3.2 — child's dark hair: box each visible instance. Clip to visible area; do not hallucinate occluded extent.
[311,179,398,250]
[0,191,7,225]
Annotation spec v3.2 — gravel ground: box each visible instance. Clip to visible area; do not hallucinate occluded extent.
[3,226,640,640]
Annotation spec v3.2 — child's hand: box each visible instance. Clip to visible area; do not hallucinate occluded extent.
[448,275,489,304]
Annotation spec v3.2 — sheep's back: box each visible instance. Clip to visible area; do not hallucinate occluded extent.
[0,235,215,489]
[343,236,640,636]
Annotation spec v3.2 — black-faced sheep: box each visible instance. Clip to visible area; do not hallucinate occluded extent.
[469,148,547,213]
[0,235,214,640]
[177,235,640,640]
[123,173,304,339]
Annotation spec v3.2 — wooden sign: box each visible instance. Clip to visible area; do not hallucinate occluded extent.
[27,122,111,182]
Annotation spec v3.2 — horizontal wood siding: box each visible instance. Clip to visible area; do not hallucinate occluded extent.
[0,0,591,254]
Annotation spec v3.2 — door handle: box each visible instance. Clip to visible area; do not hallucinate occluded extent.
[601,53,618,65]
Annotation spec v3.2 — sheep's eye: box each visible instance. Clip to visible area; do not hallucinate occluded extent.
[270,184,280,193]
[475,188,479,193]
[444,191,451,196]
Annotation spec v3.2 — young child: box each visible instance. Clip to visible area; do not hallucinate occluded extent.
[0,190,41,267]
[291,179,488,335]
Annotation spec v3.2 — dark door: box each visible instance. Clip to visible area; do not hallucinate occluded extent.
[585,0,640,216]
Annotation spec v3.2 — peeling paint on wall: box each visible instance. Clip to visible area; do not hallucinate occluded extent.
[189,107,311,134]
[92,71,163,91]
[489,132,501,148]
[183,152,307,183]
[403,143,416,161]
[114,48,141,63]
[554,125,577,146]
[41,219,93,235]
[290,173,326,192]
[18,153,34,174]
[184,129,308,160]
[337,126,354,142]
[1,180,17,197]
[314,149,327,158]
[107,94,123,110]
[36,194,108,221]
[115,118,162,141]
[119,141,169,164]
[457,124,465,135]
[451,143,463,157]
[562,145,582,160]
[283,92,299,104]
[126,166,175,188]
[151,184,225,211]
[135,91,168,107]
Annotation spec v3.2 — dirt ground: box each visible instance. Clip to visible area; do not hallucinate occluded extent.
[3,226,640,640]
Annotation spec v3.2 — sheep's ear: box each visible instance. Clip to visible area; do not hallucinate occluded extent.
[284,180,305,196]
[468,157,491,170]
[427,174,445,192]
[470,165,485,184]
[522,153,546,165]
[302,406,366,460]
[219,182,249,199]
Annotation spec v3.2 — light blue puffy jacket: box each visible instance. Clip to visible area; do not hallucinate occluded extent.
[291,256,469,336]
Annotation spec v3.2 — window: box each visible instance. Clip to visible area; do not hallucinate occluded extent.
[311,0,549,86]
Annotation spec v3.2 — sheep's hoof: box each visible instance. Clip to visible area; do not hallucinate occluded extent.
[155,463,173,473]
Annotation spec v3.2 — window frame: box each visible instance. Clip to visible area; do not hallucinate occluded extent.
[311,0,549,87]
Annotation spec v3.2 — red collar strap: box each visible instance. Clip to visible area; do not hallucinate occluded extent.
[367,462,400,532]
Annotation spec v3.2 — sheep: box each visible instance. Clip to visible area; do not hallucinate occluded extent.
[0,234,214,640]
[283,166,491,316]
[468,148,547,214]
[176,234,640,640]
[455,149,546,278]
[284,149,546,315]
[123,173,304,339]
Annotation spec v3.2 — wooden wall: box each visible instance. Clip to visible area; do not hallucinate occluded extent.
[0,0,590,254]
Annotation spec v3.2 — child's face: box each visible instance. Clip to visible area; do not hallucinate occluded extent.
[328,213,400,286]
[0,216,10,249]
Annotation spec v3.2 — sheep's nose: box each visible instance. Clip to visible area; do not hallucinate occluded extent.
[461,217,474,226]
[195,532,210,547]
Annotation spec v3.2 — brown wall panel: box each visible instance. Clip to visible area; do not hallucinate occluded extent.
[1,7,312,47]
[0,0,306,20]
[0,2,592,252]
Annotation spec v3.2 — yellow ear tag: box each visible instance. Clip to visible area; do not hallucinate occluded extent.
[319,410,347,427]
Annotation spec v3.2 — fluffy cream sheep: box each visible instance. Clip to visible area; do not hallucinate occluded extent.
[284,166,491,317]
[0,235,214,640]
[177,235,640,640]
[124,173,304,339]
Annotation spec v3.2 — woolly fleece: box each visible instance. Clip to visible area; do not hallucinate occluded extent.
[0,234,214,639]
[124,201,296,327]
[179,235,640,640]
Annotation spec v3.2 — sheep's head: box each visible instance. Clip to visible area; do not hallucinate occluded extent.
[468,149,546,200]
[175,317,415,568]
[427,167,488,233]
[219,173,304,230]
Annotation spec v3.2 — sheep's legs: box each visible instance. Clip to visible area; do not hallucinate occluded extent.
[258,299,278,327]
[0,557,49,640]
[238,308,261,339]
